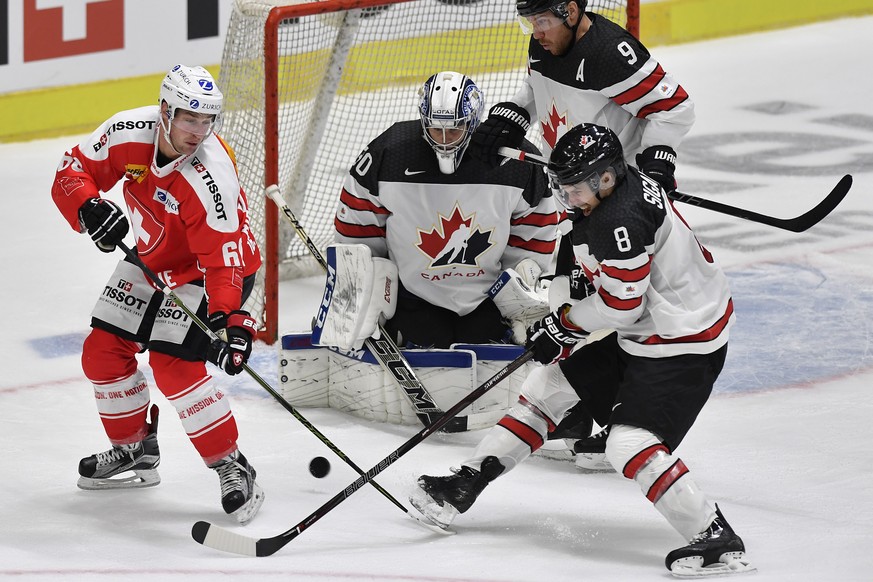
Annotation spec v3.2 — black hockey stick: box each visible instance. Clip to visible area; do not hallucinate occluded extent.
[498,147,852,233]
[113,241,429,526]
[191,348,534,556]
[265,185,463,432]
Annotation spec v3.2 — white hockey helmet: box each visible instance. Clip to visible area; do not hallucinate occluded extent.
[418,71,484,174]
[159,64,223,137]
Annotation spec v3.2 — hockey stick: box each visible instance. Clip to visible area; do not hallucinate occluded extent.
[191,348,534,556]
[498,147,852,233]
[265,185,463,432]
[113,242,436,529]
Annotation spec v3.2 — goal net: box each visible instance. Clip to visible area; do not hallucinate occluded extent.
[219,0,639,342]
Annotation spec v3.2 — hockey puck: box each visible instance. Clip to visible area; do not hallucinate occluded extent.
[309,456,331,478]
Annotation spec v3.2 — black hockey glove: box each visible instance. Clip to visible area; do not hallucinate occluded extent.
[78,198,129,253]
[525,304,587,366]
[636,145,677,193]
[206,310,257,375]
[469,102,531,167]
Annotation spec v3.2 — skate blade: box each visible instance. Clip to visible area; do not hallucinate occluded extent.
[231,482,265,526]
[533,440,577,462]
[574,453,615,473]
[77,469,161,490]
[408,490,458,532]
[406,504,456,536]
[670,552,757,578]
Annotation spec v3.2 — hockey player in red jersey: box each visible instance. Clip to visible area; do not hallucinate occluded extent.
[470,0,694,194]
[333,71,559,348]
[412,125,754,577]
[51,64,265,525]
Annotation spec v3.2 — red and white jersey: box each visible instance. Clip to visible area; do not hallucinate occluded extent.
[51,105,261,315]
[514,13,695,160]
[335,121,558,316]
[567,169,733,358]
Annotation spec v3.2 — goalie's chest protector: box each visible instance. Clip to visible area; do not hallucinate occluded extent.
[371,125,530,316]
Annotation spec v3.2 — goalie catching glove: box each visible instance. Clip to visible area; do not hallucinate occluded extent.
[207,311,257,375]
[525,304,587,365]
[468,102,531,167]
[79,198,129,253]
[489,259,550,344]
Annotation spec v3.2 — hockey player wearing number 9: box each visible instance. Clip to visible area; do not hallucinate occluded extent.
[469,0,693,195]
[412,124,755,577]
[50,65,265,525]
[333,71,559,348]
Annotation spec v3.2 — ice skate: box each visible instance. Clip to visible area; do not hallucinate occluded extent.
[77,405,161,490]
[535,404,594,462]
[666,505,756,578]
[211,450,265,525]
[409,456,504,529]
[574,425,615,472]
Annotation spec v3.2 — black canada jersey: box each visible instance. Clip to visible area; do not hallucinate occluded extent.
[515,13,695,159]
[566,168,734,358]
[335,120,558,316]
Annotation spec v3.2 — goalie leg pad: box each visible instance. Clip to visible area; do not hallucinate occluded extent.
[279,334,329,407]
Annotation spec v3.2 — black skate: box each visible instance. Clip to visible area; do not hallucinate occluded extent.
[77,404,161,490]
[409,456,504,529]
[536,404,595,462]
[573,425,614,472]
[211,450,265,525]
[666,505,756,577]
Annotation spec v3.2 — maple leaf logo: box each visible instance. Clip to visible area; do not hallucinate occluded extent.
[417,204,493,268]
[541,102,568,150]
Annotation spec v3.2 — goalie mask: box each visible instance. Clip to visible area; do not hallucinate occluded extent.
[547,124,627,210]
[418,71,484,174]
[159,64,223,149]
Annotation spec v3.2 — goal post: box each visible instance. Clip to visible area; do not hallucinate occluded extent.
[219,0,639,343]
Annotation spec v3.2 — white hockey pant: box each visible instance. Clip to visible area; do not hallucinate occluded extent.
[606,424,716,540]
[462,364,578,472]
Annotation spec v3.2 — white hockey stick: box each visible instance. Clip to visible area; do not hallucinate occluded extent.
[498,147,852,233]
[266,185,465,432]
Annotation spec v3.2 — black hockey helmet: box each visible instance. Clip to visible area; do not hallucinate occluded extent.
[548,123,627,187]
[516,0,587,18]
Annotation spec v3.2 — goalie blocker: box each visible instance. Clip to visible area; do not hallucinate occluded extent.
[312,244,398,351]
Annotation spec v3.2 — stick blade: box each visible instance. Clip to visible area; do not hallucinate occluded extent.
[787,174,852,233]
[191,521,258,557]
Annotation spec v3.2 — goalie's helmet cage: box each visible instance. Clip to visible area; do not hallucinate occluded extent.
[516,0,587,18]
[547,123,627,187]
[418,71,484,175]
[159,64,224,131]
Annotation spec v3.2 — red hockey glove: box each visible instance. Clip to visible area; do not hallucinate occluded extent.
[525,304,587,365]
[207,311,257,375]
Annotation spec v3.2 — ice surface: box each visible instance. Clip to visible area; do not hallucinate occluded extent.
[2,16,873,581]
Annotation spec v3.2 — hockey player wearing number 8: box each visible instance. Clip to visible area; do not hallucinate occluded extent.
[333,71,559,348]
[412,124,755,577]
[51,65,265,525]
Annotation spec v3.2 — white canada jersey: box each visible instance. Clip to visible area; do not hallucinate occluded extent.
[514,13,695,160]
[566,168,733,358]
[335,120,558,316]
